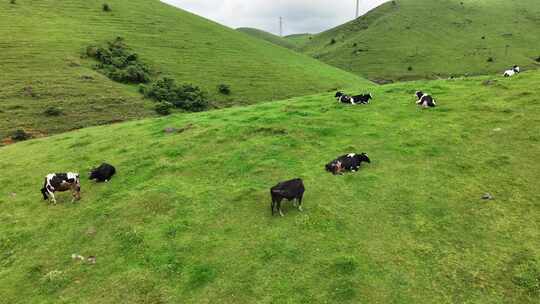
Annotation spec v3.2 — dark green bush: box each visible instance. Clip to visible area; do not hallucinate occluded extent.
[487,57,494,62]
[330,38,336,45]
[155,102,173,116]
[102,3,111,12]
[88,37,150,84]
[43,106,63,117]
[535,56,540,63]
[11,129,31,141]
[217,84,231,95]
[10,0,16,4]
[145,78,209,112]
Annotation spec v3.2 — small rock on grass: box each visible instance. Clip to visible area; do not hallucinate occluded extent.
[482,193,494,200]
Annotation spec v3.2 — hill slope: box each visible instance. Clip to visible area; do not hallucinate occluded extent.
[284,33,314,48]
[237,27,297,49]
[0,0,368,140]
[1,71,539,303]
[300,0,540,81]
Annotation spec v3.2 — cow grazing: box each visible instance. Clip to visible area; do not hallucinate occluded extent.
[326,153,371,175]
[40,172,81,204]
[270,178,305,217]
[503,65,520,77]
[335,91,372,105]
[89,163,116,182]
[415,91,437,108]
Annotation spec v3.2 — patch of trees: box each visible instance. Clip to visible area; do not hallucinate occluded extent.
[86,37,151,84]
[140,78,209,115]
[86,38,210,115]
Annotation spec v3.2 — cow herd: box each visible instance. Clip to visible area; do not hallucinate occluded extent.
[39,65,523,216]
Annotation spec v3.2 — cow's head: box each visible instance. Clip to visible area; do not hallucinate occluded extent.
[335,91,344,98]
[40,187,49,200]
[359,153,371,164]
[415,91,424,100]
[89,168,98,180]
[325,161,343,175]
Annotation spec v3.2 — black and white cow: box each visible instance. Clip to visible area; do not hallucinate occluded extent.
[503,65,520,77]
[335,92,372,105]
[89,163,116,182]
[270,178,305,217]
[325,153,371,175]
[40,172,81,204]
[415,91,437,108]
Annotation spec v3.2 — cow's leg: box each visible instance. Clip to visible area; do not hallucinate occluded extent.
[277,200,284,217]
[297,195,304,212]
[271,200,276,216]
[48,191,56,205]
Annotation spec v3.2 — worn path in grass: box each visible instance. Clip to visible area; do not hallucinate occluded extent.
[0,72,539,303]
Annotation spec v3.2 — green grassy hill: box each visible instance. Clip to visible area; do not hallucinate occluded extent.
[284,33,314,48]
[1,71,539,303]
[237,27,298,50]
[0,0,368,141]
[300,0,540,82]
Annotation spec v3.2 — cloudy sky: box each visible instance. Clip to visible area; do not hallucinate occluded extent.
[161,0,389,35]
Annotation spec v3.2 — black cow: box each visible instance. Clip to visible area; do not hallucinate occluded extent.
[89,163,116,182]
[415,91,437,108]
[325,153,371,175]
[335,92,372,105]
[270,178,305,217]
[40,172,81,204]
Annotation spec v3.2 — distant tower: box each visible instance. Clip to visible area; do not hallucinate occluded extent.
[279,16,283,37]
[355,0,360,18]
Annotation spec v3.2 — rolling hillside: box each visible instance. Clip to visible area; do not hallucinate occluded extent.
[237,27,297,50]
[300,0,540,82]
[1,71,539,303]
[0,0,368,141]
[284,33,314,48]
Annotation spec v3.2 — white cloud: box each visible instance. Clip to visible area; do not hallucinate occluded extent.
[161,0,389,35]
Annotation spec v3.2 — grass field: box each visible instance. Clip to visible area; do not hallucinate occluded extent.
[1,71,539,303]
[300,0,540,81]
[284,33,314,48]
[237,27,298,50]
[0,0,367,141]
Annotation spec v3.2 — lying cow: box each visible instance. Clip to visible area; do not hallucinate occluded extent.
[335,91,372,105]
[89,163,116,182]
[40,172,81,204]
[415,91,437,108]
[270,178,305,217]
[503,65,520,77]
[326,153,371,175]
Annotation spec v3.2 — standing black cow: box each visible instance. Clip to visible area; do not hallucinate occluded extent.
[325,153,371,175]
[89,163,116,182]
[270,178,305,217]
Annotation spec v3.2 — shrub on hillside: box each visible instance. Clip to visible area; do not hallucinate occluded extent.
[145,78,209,112]
[102,3,111,12]
[535,56,540,63]
[155,102,173,116]
[407,66,413,71]
[87,37,151,84]
[43,106,63,117]
[10,0,16,4]
[487,57,494,62]
[330,38,336,45]
[11,129,31,141]
[217,84,231,95]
